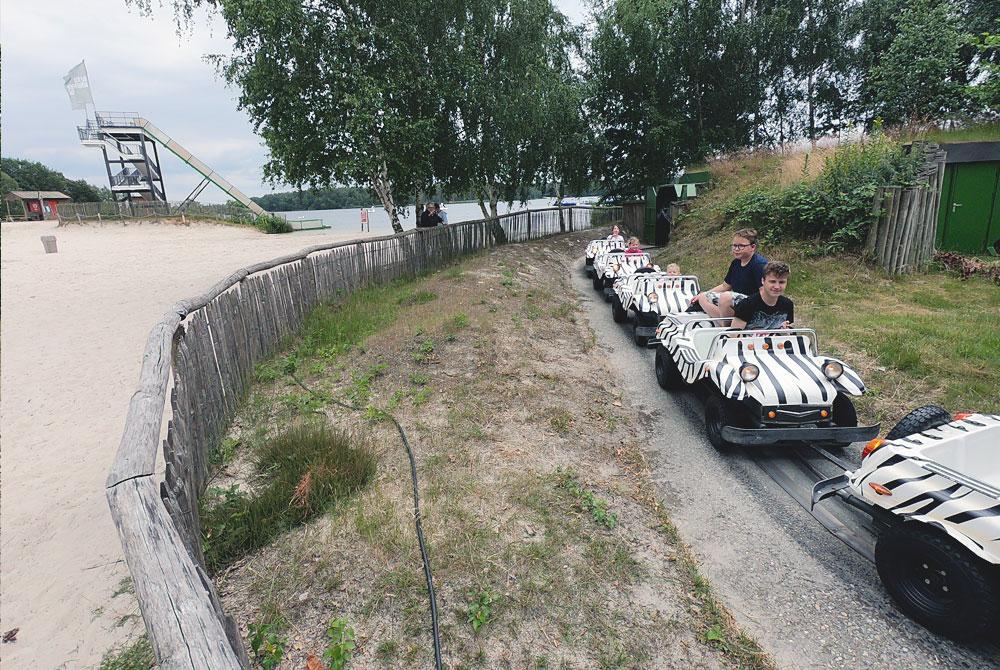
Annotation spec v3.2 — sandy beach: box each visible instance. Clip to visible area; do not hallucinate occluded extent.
[0,219,375,668]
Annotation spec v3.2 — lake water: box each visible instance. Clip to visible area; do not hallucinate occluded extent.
[280,197,598,235]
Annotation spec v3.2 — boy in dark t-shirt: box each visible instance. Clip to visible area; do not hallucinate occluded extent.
[690,228,768,317]
[732,261,794,330]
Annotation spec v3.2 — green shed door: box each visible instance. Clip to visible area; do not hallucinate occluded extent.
[939,163,1000,253]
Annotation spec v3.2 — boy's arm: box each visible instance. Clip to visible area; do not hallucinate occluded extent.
[731,316,748,329]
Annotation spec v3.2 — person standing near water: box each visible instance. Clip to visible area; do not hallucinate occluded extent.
[436,202,449,224]
[418,203,442,228]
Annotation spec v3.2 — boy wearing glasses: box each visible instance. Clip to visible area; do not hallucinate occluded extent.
[690,228,768,317]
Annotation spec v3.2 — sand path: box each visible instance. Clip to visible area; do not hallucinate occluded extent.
[0,220,374,669]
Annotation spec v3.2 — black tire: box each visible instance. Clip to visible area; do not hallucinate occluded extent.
[875,522,1000,640]
[705,395,744,452]
[632,321,648,347]
[592,274,604,291]
[828,394,859,448]
[612,296,628,323]
[655,347,686,390]
[886,404,952,440]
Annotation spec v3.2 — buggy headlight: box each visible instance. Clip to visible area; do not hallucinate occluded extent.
[739,363,759,382]
[822,360,843,379]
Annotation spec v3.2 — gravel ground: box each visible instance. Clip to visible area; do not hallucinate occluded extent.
[571,254,1000,670]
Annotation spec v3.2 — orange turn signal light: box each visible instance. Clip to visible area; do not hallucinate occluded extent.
[767,410,777,419]
[820,409,829,418]
[861,438,885,459]
[954,412,972,420]
[869,482,893,496]
[747,343,755,350]
[762,343,770,350]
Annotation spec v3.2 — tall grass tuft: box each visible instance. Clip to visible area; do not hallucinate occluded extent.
[201,423,376,572]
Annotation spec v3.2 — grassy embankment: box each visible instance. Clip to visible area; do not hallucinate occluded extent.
[658,148,1000,426]
[191,243,775,669]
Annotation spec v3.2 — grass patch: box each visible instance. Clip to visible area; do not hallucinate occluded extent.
[397,289,438,306]
[557,470,618,529]
[98,636,154,670]
[200,423,376,572]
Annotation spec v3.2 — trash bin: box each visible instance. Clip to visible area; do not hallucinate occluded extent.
[41,235,58,253]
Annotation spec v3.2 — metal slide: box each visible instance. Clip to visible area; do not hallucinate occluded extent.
[133,117,266,216]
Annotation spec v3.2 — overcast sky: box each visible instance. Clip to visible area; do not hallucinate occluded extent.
[1,0,591,203]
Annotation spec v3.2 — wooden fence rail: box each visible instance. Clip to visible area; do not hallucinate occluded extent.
[866,143,947,275]
[106,206,622,668]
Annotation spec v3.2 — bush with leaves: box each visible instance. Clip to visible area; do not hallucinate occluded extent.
[255,213,294,234]
[725,132,922,254]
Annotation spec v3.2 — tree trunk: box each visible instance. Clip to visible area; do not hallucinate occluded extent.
[556,181,565,232]
[477,189,490,220]
[372,163,404,234]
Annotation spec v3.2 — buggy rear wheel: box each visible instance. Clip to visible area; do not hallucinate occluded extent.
[875,522,1000,640]
[612,296,628,323]
[632,321,648,347]
[655,346,686,390]
[592,274,604,291]
[886,404,952,440]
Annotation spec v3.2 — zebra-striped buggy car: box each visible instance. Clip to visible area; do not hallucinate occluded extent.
[649,313,878,450]
[812,408,1000,640]
[611,274,700,346]
[584,238,625,276]
[591,251,652,297]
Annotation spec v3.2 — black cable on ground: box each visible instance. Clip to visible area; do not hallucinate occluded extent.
[291,374,443,669]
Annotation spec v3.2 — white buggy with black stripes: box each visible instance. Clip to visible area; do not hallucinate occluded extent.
[649,313,879,450]
[591,250,652,298]
[584,238,625,276]
[610,274,700,347]
[812,407,1000,640]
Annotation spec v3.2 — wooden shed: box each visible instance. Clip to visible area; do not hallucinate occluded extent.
[4,191,72,221]
[935,142,1000,255]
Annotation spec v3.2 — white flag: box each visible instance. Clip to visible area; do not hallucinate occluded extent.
[63,61,94,110]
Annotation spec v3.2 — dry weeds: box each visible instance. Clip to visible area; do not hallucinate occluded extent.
[215,232,774,669]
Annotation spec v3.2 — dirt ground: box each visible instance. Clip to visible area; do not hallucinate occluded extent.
[214,231,772,669]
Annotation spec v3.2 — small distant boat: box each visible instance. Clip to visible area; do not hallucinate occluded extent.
[554,198,577,207]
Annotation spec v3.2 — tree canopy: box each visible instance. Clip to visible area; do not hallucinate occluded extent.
[0,158,109,202]
[139,0,1000,211]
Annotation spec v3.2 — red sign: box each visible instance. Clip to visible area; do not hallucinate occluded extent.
[360,209,369,224]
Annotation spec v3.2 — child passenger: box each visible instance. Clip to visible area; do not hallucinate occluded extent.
[665,263,680,276]
[607,225,624,243]
[624,236,644,255]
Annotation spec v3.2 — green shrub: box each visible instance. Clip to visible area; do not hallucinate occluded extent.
[200,423,376,572]
[725,132,923,254]
[255,213,294,234]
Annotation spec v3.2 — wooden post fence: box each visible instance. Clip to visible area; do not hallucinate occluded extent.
[866,143,947,275]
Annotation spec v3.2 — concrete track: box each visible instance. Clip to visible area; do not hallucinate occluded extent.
[572,259,999,670]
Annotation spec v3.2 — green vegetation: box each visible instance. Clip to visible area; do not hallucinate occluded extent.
[248,620,287,670]
[254,213,293,234]
[1,157,109,202]
[902,121,1000,144]
[466,589,498,633]
[322,617,357,669]
[557,470,618,529]
[200,424,375,572]
[725,131,922,253]
[97,636,154,670]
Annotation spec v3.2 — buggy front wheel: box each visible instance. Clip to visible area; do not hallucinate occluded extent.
[875,522,1000,640]
[705,395,742,452]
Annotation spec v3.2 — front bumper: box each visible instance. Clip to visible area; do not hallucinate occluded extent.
[721,424,880,446]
